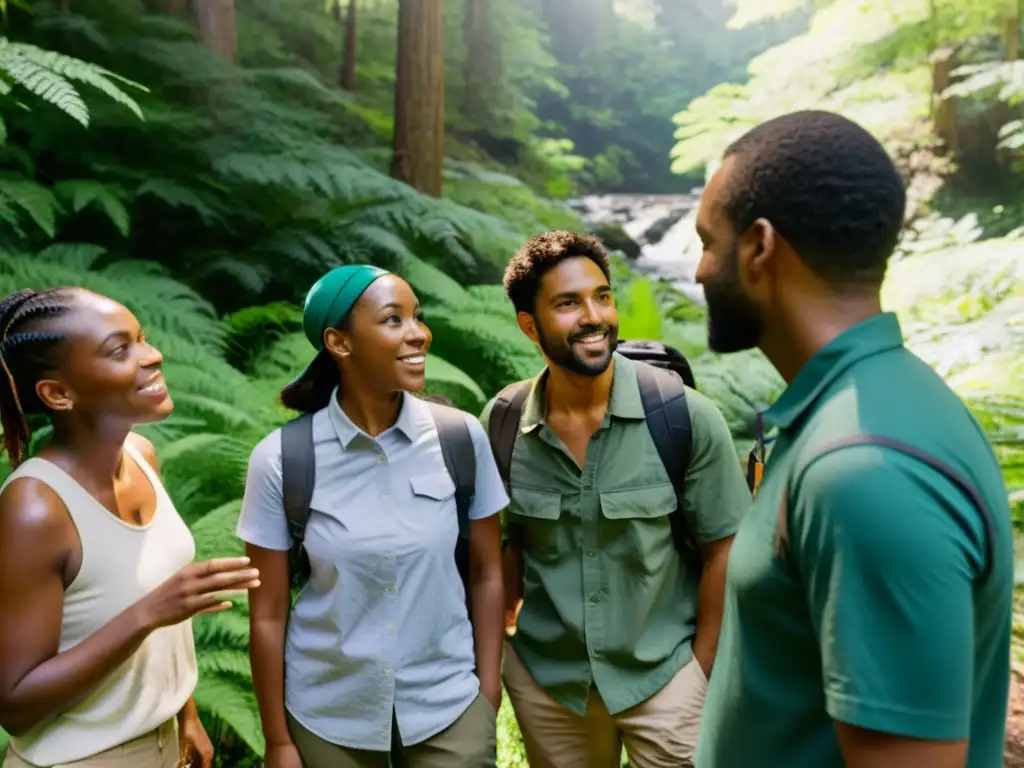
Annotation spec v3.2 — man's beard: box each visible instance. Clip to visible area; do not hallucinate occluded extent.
[536,320,618,377]
[703,245,763,354]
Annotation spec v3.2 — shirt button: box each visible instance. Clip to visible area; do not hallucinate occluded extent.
[381,491,389,499]
[586,550,596,557]
[385,585,394,592]
[384,668,393,676]
[376,455,386,463]
[386,624,395,634]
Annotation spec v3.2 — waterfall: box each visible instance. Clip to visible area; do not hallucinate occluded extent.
[569,190,706,304]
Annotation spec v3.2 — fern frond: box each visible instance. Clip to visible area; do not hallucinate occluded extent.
[0,41,88,126]
[53,179,130,236]
[192,675,264,757]
[0,39,146,122]
[135,179,225,225]
[0,175,61,237]
[423,355,487,413]
[35,242,108,271]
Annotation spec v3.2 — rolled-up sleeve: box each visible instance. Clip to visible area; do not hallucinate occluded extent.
[465,414,509,521]
[236,430,291,551]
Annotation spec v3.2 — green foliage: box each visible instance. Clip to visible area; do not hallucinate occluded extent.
[671,0,1022,175]
[0,36,146,127]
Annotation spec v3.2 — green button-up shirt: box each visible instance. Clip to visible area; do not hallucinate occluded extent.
[481,353,751,716]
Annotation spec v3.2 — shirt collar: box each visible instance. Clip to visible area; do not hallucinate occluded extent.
[519,352,646,435]
[765,312,906,432]
[326,387,427,448]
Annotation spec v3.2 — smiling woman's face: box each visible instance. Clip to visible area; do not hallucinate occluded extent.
[326,275,432,394]
[35,290,174,424]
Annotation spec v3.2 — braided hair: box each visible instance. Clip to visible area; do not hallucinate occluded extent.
[0,288,76,467]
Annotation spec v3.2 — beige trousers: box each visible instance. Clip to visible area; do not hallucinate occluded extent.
[4,719,179,768]
[502,641,707,768]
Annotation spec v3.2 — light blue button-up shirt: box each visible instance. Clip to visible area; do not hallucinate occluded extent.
[236,390,509,750]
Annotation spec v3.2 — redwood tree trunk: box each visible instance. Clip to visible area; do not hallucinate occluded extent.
[390,0,445,197]
[340,0,357,91]
[461,0,493,126]
[192,0,237,63]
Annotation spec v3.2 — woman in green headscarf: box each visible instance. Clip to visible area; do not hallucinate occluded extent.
[238,265,508,768]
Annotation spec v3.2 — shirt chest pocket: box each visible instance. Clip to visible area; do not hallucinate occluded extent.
[408,472,458,538]
[599,483,677,565]
[508,486,565,563]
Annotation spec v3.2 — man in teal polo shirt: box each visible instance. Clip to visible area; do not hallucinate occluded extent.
[693,110,1013,768]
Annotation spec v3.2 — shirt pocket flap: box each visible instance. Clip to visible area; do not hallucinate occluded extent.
[600,483,677,520]
[509,486,562,521]
[410,472,456,501]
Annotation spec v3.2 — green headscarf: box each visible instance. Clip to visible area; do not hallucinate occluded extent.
[301,264,391,349]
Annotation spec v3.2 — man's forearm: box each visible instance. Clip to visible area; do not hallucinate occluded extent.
[691,540,732,677]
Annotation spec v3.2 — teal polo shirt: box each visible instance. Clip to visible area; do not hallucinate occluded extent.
[696,313,1013,768]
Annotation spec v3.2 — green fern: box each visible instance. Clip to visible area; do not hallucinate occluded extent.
[0,38,146,127]
[0,175,61,237]
[53,179,130,236]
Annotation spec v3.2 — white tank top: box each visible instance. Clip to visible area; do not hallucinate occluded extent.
[6,439,199,766]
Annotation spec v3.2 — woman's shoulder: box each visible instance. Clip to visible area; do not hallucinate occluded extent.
[0,471,74,566]
[125,432,159,473]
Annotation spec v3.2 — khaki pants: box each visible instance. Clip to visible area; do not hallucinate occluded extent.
[4,719,179,768]
[503,641,707,768]
[286,693,497,768]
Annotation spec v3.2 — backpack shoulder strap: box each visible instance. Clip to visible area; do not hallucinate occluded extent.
[487,380,532,488]
[634,361,693,499]
[774,434,996,583]
[634,361,700,571]
[426,402,476,539]
[281,413,316,582]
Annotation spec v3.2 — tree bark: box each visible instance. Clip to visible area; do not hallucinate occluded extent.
[192,0,237,63]
[390,0,445,197]
[340,0,357,91]
[1003,13,1020,61]
[461,0,493,127]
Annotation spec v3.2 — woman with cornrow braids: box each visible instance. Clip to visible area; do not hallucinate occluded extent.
[0,287,261,768]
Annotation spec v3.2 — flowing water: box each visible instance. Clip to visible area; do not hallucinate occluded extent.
[569,191,705,303]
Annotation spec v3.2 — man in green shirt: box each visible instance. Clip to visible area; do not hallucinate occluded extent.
[480,231,752,767]
[693,110,1014,768]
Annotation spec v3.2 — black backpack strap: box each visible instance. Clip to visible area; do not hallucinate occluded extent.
[487,380,532,489]
[426,402,477,617]
[634,361,700,573]
[426,402,477,541]
[281,413,316,586]
[774,434,996,583]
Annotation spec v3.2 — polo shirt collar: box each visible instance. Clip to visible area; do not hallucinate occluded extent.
[519,351,645,435]
[327,387,427,447]
[765,311,905,432]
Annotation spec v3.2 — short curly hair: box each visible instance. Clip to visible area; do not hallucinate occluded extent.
[503,230,612,314]
[721,110,906,287]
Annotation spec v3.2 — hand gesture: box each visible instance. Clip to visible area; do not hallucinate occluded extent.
[137,557,260,630]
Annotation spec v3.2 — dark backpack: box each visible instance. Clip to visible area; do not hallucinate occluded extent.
[488,343,703,575]
[280,400,478,613]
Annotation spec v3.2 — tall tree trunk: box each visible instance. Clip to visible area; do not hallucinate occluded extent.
[390,0,445,197]
[192,0,237,63]
[462,0,494,127]
[340,0,357,91]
